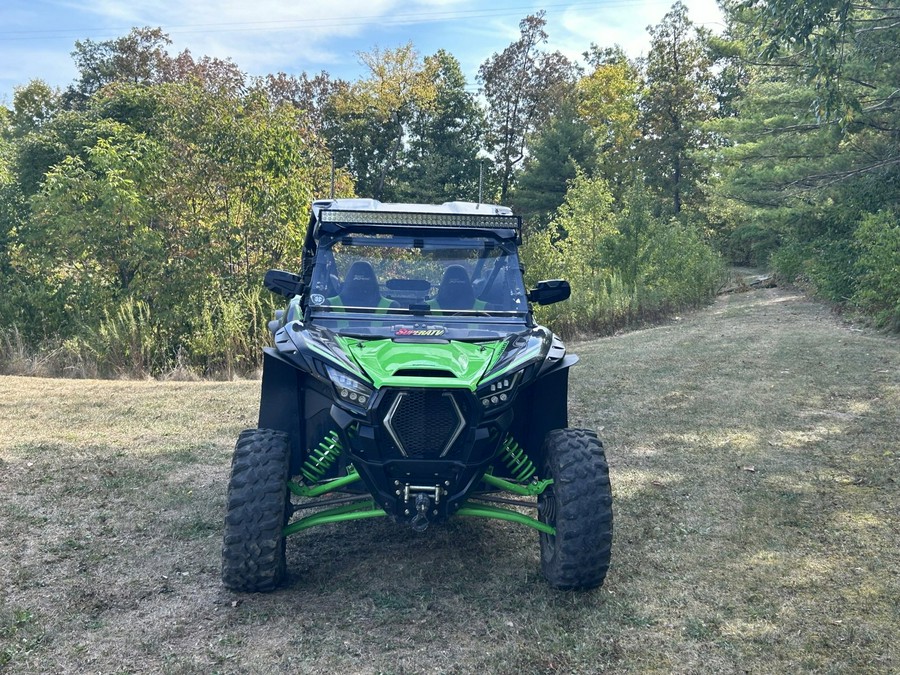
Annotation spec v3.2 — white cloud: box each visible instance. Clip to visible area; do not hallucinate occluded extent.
[555,3,666,62]
[686,0,728,31]
[553,0,724,66]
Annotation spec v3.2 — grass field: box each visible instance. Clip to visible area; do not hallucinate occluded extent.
[1,286,898,673]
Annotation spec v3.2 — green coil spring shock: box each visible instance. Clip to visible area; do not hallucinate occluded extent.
[301,430,342,483]
[498,435,536,482]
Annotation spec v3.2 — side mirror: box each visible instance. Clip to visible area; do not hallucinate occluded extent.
[264,269,302,298]
[267,310,285,335]
[527,279,571,306]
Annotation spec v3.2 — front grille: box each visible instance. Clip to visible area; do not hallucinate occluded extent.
[384,389,465,457]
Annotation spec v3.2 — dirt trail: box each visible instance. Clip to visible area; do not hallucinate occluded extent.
[1,286,898,674]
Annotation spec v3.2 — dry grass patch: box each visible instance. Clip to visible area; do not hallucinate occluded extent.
[1,287,898,673]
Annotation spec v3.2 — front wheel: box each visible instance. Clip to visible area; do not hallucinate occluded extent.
[538,428,613,590]
[221,428,291,592]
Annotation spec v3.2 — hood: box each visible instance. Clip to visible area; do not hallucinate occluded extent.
[336,337,506,390]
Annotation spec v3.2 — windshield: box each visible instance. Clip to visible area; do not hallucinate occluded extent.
[306,232,529,339]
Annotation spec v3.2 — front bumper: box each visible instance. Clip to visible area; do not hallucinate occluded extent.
[327,386,515,526]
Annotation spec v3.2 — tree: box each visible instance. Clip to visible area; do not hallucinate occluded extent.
[5,73,341,371]
[66,27,173,105]
[748,0,900,120]
[742,0,900,182]
[639,2,715,215]
[0,107,32,333]
[1,26,358,372]
[523,172,722,335]
[10,80,60,135]
[706,0,900,320]
[161,50,246,96]
[577,49,642,195]
[477,12,576,202]
[20,118,165,332]
[511,89,594,226]
[326,43,437,200]
[399,50,485,203]
[259,71,347,135]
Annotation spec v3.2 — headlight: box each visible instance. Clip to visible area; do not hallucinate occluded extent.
[325,365,374,407]
[477,370,521,409]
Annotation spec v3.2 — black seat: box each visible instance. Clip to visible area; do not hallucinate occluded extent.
[431,265,477,310]
[336,261,382,307]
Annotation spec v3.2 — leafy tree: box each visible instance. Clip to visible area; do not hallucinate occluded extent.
[577,50,642,195]
[326,43,437,200]
[709,0,900,323]
[25,119,165,325]
[477,12,576,202]
[579,46,640,140]
[511,90,594,226]
[853,209,900,328]
[13,109,97,198]
[4,74,342,372]
[259,71,348,135]
[10,80,60,135]
[0,113,32,334]
[67,27,248,104]
[523,172,722,335]
[148,83,335,298]
[66,27,173,105]
[399,50,485,203]
[161,50,246,96]
[639,2,715,215]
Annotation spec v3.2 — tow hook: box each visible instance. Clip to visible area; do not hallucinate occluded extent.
[411,493,431,532]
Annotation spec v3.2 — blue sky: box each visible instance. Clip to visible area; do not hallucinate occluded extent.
[0,0,724,105]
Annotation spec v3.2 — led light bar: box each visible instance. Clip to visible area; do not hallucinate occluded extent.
[319,209,521,230]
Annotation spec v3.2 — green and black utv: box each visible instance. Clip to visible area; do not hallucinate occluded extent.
[222,199,612,591]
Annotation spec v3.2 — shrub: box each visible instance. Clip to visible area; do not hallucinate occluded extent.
[94,298,165,377]
[724,223,781,266]
[853,210,900,329]
[187,286,276,378]
[769,240,807,282]
[523,175,724,337]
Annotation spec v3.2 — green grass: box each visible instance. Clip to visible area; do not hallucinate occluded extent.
[0,286,898,673]
[0,606,44,667]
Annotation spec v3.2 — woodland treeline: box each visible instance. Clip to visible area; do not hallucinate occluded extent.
[1,0,897,377]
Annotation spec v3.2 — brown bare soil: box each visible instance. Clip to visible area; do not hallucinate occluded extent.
[1,286,898,673]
